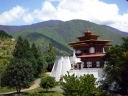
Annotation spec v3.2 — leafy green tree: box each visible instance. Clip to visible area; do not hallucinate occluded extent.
[79,74,98,96]
[37,55,48,73]
[61,73,80,96]
[46,43,56,71]
[61,73,100,96]
[102,37,128,95]
[0,58,10,87]
[40,75,56,92]
[5,58,34,93]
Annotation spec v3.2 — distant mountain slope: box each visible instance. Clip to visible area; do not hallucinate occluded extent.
[0,19,128,55]
[0,20,63,33]
[102,25,128,36]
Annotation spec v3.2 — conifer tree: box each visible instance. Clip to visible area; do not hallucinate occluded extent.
[13,36,24,58]
[46,43,56,71]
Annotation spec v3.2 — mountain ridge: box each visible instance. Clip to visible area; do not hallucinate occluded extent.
[0,19,128,55]
[0,19,127,34]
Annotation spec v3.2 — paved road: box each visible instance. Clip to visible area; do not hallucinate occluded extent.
[0,78,41,95]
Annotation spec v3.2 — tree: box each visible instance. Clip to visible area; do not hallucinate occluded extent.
[61,73,80,96]
[37,55,48,73]
[5,58,34,93]
[61,73,100,96]
[13,36,24,58]
[102,37,128,95]
[31,43,44,74]
[0,30,12,38]
[13,37,42,76]
[40,75,56,92]
[79,74,98,96]
[31,43,41,59]
[0,58,10,87]
[46,43,56,71]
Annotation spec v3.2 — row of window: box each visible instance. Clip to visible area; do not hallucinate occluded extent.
[76,47,106,54]
[85,61,108,68]
[86,61,100,67]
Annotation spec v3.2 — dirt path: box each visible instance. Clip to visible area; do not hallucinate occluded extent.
[0,78,41,95]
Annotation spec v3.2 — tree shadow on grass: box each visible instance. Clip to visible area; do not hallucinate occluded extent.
[39,90,56,93]
[7,92,29,96]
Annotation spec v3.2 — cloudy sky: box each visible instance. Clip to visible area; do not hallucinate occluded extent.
[0,0,128,32]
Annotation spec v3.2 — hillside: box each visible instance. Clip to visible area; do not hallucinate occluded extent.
[0,30,12,38]
[102,25,128,36]
[0,20,128,55]
[0,31,15,57]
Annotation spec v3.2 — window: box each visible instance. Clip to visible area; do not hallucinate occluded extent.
[76,50,81,54]
[87,61,92,67]
[103,48,105,53]
[96,61,100,67]
[89,47,95,53]
[104,61,108,64]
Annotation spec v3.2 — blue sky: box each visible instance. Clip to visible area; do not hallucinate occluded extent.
[0,0,128,32]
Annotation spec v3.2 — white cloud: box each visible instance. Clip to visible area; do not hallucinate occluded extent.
[29,0,128,32]
[33,1,57,21]
[23,14,34,23]
[0,0,128,32]
[109,13,128,32]
[0,6,26,24]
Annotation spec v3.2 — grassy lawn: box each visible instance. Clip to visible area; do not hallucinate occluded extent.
[0,87,15,93]
[0,87,63,96]
[27,87,63,96]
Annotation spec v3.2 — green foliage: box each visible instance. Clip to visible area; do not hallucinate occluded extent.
[0,58,10,87]
[38,55,48,73]
[0,30,12,38]
[31,43,41,59]
[11,20,126,55]
[61,74,80,96]
[61,73,102,96]
[4,58,34,93]
[0,31,15,87]
[46,43,56,72]
[13,36,45,76]
[0,37,15,57]
[102,37,128,95]
[40,75,57,92]
[79,75,98,96]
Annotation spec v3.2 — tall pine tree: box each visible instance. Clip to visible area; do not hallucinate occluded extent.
[46,43,56,71]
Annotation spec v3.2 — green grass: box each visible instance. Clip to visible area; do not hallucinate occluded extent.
[2,87,63,96]
[0,87,63,96]
[0,87,15,93]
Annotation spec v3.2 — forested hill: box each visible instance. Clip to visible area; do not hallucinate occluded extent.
[0,19,128,55]
[0,30,12,38]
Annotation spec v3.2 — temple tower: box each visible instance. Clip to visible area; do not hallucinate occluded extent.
[69,30,111,69]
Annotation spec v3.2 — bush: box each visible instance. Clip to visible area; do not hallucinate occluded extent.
[61,73,103,96]
[40,75,57,92]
